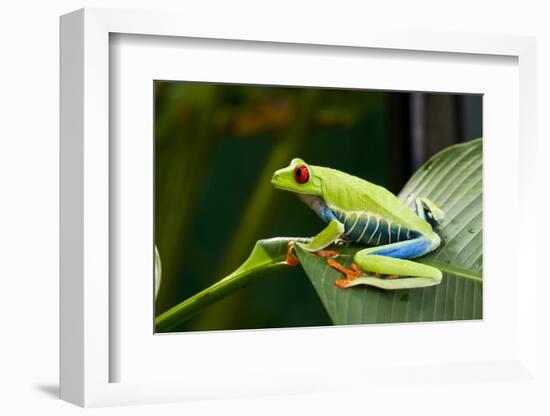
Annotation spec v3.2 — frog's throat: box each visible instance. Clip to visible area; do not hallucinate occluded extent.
[297,194,339,226]
[297,194,327,218]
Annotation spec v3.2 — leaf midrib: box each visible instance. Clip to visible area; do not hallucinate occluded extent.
[417,259,482,282]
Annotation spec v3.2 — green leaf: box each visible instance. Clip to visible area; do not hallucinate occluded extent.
[295,139,483,325]
[154,237,307,332]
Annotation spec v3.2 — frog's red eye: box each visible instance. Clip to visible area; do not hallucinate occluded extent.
[293,165,310,184]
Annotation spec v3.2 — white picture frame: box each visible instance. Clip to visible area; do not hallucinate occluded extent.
[60,7,537,407]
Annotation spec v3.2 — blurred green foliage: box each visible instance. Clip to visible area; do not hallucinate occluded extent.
[155,81,391,332]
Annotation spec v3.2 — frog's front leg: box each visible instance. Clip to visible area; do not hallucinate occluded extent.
[334,237,442,290]
[286,219,344,265]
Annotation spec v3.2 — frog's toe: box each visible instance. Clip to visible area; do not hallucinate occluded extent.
[327,259,365,283]
[335,279,352,288]
[316,249,339,258]
[285,241,299,266]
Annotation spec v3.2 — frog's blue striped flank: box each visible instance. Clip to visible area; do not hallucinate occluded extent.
[298,194,430,259]
[331,208,421,246]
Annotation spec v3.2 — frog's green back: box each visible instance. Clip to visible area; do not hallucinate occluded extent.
[314,165,432,235]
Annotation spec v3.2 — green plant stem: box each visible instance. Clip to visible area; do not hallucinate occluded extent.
[154,237,308,332]
[155,263,287,332]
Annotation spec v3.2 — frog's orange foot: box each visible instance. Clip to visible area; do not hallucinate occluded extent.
[316,249,339,258]
[335,278,352,288]
[350,263,363,273]
[327,258,365,281]
[286,241,299,266]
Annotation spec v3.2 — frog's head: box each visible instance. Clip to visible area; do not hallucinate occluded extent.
[271,158,322,196]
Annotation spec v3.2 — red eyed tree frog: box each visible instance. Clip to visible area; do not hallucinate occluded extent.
[271,158,445,290]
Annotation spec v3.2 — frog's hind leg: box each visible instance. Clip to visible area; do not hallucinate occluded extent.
[340,237,442,290]
[415,197,445,228]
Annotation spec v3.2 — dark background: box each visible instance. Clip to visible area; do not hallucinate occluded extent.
[154,81,482,332]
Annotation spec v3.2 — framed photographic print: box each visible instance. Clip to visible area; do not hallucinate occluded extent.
[60,7,538,408]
